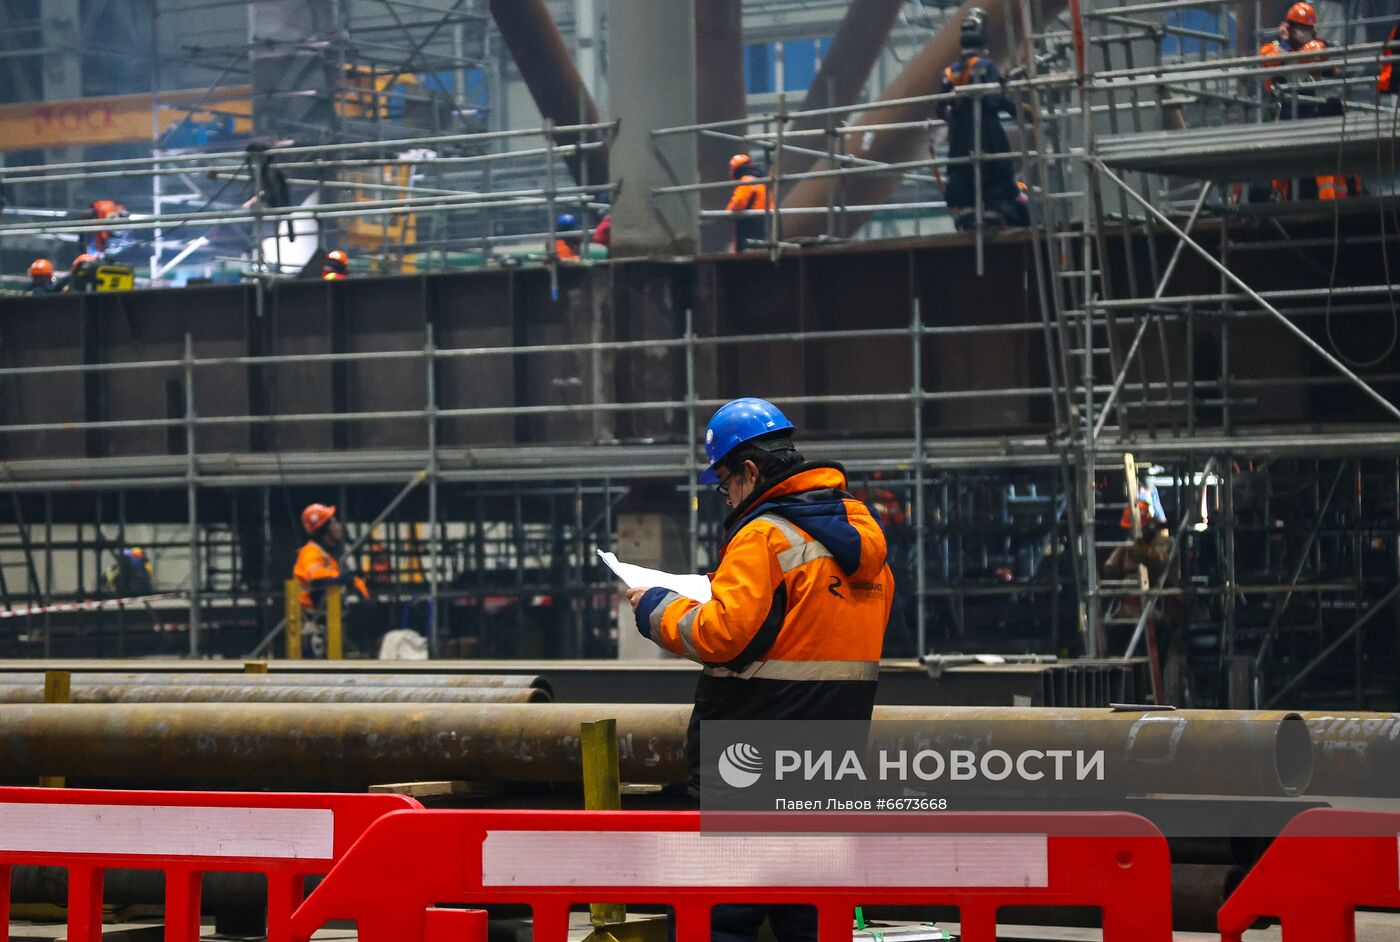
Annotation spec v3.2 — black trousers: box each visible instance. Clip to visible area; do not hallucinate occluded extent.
[711,903,817,942]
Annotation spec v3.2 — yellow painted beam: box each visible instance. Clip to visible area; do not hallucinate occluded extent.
[284,579,303,661]
[38,670,70,787]
[0,86,252,153]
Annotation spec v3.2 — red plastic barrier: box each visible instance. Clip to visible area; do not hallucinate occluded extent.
[1218,808,1400,942]
[291,810,1174,942]
[0,786,418,942]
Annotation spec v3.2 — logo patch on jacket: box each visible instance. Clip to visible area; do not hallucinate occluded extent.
[828,576,845,599]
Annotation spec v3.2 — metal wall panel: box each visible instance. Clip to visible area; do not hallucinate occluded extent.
[343,275,428,451]
[0,295,86,461]
[264,281,334,453]
[431,271,517,448]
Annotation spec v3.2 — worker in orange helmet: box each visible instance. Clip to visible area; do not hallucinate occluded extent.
[86,198,128,254]
[1260,3,1330,115]
[293,503,369,629]
[62,254,100,294]
[27,259,56,296]
[321,249,350,281]
[1259,3,1359,200]
[725,153,771,252]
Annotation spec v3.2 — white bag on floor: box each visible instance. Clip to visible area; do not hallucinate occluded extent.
[377,628,429,660]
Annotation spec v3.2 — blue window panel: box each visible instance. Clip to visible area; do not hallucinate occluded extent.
[783,39,819,91]
[1162,10,1236,56]
[745,43,776,94]
[416,68,488,110]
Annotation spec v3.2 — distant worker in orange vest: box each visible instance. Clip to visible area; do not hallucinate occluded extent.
[726,153,771,252]
[554,213,582,261]
[1378,21,1398,95]
[86,199,128,254]
[27,259,56,296]
[321,249,350,281]
[294,503,369,614]
[934,7,1028,231]
[591,213,611,253]
[1260,4,1359,200]
[1260,3,1336,118]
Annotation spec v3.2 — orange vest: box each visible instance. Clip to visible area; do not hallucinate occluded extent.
[727,176,771,213]
[555,239,579,260]
[293,540,340,609]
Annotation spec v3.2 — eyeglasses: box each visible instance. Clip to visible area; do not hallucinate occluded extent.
[714,469,741,498]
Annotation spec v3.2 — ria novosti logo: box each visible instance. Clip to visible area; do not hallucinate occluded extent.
[717,742,764,788]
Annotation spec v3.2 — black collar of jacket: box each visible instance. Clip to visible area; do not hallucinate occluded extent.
[721,460,848,541]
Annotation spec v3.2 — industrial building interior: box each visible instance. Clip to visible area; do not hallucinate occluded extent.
[2,0,1400,939]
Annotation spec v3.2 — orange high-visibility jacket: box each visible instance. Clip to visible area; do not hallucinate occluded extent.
[726,175,771,213]
[295,540,367,609]
[635,464,892,778]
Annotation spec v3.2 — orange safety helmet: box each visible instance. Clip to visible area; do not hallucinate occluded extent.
[28,258,53,278]
[1285,2,1316,28]
[326,249,348,266]
[301,502,336,535]
[728,153,754,179]
[71,253,96,271]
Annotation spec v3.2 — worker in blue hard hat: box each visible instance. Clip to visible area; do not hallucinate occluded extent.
[626,396,892,942]
[555,212,583,261]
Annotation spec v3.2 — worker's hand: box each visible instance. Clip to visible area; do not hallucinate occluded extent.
[626,587,649,610]
[353,576,370,600]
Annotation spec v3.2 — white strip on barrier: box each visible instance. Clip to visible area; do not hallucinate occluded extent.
[0,804,335,859]
[482,831,1048,888]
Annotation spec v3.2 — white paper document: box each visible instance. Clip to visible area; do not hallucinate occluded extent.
[596,549,712,603]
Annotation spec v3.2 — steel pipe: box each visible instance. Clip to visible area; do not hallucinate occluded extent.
[1299,711,1400,797]
[0,672,548,690]
[788,0,907,170]
[780,0,1069,238]
[0,683,547,704]
[0,703,690,789]
[0,704,1312,795]
[488,0,607,185]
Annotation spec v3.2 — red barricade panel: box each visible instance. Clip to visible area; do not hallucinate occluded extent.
[291,810,1174,942]
[1218,808,1400,942]
[0,786,419,942]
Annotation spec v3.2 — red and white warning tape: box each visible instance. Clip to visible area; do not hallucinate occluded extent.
[0,593,180,620]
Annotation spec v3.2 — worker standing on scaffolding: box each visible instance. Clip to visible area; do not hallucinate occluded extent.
[294,503,369,657]
[725,154,771,252]
[934,8,1027,231]
[1259,3,1359,200]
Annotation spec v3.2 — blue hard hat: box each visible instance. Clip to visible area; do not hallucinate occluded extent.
[699,397,795,484]
[557,213,579,229]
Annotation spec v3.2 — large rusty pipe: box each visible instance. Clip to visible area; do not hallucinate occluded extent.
[488,0,607,186]
[0,672,549,691]
[0,683,547,704]
[0,703,690,789]
[871,707,1313,797]
[787,0,908,171]
[0,704,1309,795]
[780,0,1060,239]
[1299,711,1400,797]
